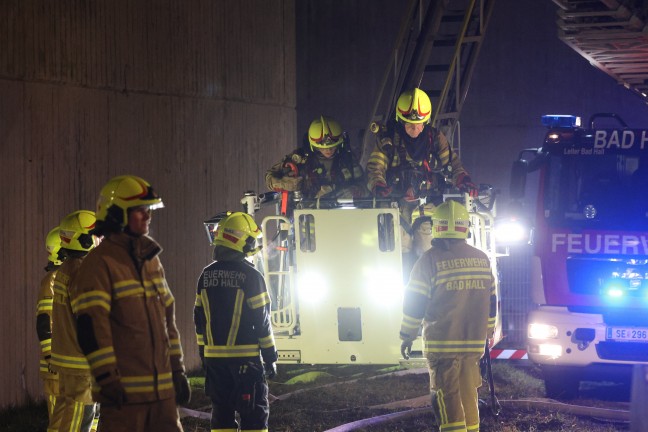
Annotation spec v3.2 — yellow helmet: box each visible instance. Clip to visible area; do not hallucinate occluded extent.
[213,212,262,256]
[45,226,63,265]
[308,116,344,151]
[432,200,470,239]
[396,88,432,124]
[96,175,163,229]
[59,210,98,252]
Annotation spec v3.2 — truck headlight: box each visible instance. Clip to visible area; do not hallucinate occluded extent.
[537,343,562,358]
[528,323,559,339]
[495,216,530,244]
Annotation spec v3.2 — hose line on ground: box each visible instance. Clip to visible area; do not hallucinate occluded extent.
[320,398,630,432]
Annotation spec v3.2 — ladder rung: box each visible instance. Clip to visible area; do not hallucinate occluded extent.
[441,11,468,23]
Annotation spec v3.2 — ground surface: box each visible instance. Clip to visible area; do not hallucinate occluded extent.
[180,361,632,432]
[1,362,632,431]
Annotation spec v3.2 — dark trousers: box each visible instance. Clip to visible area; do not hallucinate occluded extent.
[205,359,269,431]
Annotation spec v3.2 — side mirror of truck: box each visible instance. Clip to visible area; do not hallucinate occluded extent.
[510,160,528,200]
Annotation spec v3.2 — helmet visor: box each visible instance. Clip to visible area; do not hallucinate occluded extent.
[310,134,342,148]
[205,222,218,244]
[401,108,427,122]
[203,211,233,245]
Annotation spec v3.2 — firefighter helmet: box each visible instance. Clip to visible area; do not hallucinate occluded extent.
[308,116,344,151]
[96,175,163,230]
[432,200,470,239]
[396,88,432,124]
[45,226,63,265]
[213,212,262,256]
[59,210,98,252]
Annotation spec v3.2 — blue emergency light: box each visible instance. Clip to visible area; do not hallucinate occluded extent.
[541,115,581,128]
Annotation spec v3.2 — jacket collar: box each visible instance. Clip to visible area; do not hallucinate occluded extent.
[109,231,162,262]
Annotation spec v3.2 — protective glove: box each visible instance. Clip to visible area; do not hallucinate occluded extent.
[462,182,479,197]
[400,339,413,360]
[173,371,191,405]
[100,380,127,408]
[373,182,392,198]
[457,174,479,197]
[264,362,277,379]
[403,186,418,202]
[275,175,303,192]
[315,185,334,199]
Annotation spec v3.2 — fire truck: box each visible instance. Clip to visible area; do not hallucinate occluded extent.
[222,189,504,365]
[510,113,648,398]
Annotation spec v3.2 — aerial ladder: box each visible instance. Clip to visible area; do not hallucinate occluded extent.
[552,0,648,102]
[361,0,497,163]
[231,0,504,368]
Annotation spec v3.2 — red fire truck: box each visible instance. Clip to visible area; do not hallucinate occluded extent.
[510,113,648,398]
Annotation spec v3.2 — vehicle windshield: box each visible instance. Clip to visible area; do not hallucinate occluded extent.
[543,153,648,230]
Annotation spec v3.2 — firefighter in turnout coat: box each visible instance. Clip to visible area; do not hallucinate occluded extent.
[36,226,65,432]
[366,88,477,257]
[50,211,100,432]
[400,201,497,432]
[266,116,367,201]
[194,211,278,432]
[71,175,190,432]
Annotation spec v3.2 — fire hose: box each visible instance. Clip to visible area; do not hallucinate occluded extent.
[320,398,630,432]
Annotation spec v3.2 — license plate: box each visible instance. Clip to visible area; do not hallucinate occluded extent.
[606,327,648,342]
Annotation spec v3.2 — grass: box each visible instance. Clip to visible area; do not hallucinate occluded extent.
[0,363,632,432]
[0,398,49,432]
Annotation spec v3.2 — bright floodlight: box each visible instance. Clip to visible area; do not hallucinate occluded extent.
[495,218,528,244]
[364,267,404,307]
[297,271,328,304]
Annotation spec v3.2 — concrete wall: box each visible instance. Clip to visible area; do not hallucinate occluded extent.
[0,0,296,408]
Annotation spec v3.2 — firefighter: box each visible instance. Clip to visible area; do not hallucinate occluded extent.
[366,88,478,257]
[36,226,65,432]
[399,200,497,432]
[194,211,278,432]
[71,175,190,432]
[50,211,100,432]
[265,115,367,203]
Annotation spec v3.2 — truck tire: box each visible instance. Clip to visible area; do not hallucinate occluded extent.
[543,368,580,400]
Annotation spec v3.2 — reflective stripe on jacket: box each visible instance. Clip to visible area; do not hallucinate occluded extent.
[71,232,185,404]
[36,269,57,377]
[51,257,91,372]
[400,241,497,355]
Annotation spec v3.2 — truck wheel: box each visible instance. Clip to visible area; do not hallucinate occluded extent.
[544,369,579,400]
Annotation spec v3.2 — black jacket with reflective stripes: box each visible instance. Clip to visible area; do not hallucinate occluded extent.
[194,258,277,363]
